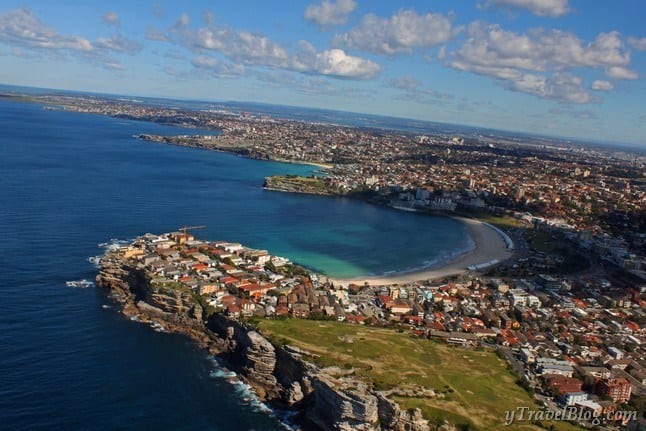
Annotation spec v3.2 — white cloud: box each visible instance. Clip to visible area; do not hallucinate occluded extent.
[481,0,570,17]
[191,56,245,77]
[334,9,455,55]
[591,80,613,91]
[174,18,289,69]
[627,36,646,51]
[94,34,141,54]
[102,12,120,27]
[447,22,641,103]
[0,8,92,51]
[170,14,381,80]
[293,41,382,79]
[103,61,126,71]
[0,8,140,70]
[453,24,632,73]
[304,0,356,29]
[605,66,638,80]
[507,72,592,103]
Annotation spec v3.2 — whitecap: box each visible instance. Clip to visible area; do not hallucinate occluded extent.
[65,279,94,288]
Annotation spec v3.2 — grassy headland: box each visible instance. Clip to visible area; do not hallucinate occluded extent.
[256,319,582,431]
[263,175,338,195]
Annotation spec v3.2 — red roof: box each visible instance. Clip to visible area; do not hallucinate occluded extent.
[346,315,366,324]
[220,276,238,285]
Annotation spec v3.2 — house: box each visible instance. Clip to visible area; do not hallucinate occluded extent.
[239,283,274,299]
[239,299,255,317]
[490,278,509,293]
[574,400,603,419]
[142,253,161,265]
[197,282,220,295]
[559,391,588,406]
[292,303,310,318]
[545,375,583,394]
[596,378,632,403]
[226,303,240,318]
[403,315,424,326]
[346,314,366,324]
[390,300,412,315]
[536,358,574,377]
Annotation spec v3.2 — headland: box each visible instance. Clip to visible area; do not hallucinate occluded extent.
[94,231,448,431]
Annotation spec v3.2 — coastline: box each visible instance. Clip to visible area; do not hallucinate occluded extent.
[326,217,513,286]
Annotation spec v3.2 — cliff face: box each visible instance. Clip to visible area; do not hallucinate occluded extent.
[207,314,312,403]
[97,257,203,325]
[97,256,436,431]
[309,377,379,431]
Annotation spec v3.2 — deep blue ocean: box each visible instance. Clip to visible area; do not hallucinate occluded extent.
[0,99,470,430]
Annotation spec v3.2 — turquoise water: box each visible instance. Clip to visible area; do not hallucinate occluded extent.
[0,98,470,430]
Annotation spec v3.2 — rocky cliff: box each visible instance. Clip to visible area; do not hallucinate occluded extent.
[96,255,438,431]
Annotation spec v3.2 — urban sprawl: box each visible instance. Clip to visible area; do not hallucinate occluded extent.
[17,93,645,427]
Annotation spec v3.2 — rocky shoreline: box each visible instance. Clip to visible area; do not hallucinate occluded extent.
[96,253,450,431]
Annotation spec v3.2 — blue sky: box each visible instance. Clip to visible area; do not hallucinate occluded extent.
[0,0,644,145]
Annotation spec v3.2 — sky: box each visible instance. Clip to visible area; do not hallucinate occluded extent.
[0,1,644,146]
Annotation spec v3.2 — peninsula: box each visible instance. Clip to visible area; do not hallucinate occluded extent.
[96,228,644,430]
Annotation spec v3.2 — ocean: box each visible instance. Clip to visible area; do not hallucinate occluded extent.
[0,98,470,430]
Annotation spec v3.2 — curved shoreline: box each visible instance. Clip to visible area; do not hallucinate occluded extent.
[326,217,514,286]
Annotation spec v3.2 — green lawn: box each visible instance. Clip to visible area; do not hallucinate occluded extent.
[257,319,583,431]
[479,215,526,229]
[525,230,559,253]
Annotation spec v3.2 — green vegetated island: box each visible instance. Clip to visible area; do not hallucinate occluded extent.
[96,231,585,431]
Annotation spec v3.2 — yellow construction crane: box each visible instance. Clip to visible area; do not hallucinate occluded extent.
[177,225,206,241]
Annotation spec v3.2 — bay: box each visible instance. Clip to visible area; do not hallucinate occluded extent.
[0,99,470,430]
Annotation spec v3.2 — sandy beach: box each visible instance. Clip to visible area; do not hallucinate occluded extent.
[327,217,514,286]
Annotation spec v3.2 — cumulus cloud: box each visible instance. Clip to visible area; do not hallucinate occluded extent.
[102,12,120,27]
[191,55,245,77]
[304,0,356,29]
[448,22,640,103]
[506,72,593,103]
[334,9,455,55]
[0,8,92,51]
[0,8,139,69]
[591,80,613,91]
[627,36,646,51]
[605,66,638,80]
[293,41,381,79]
[453,24,632,73]
[169,14,381,80]
[481,0,570,17]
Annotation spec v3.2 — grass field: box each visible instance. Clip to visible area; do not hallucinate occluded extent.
[525,230,560,253]
[478,214,526,229]
[257,319,583,431]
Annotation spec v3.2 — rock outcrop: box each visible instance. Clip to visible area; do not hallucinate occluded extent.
[309,376,379,431]
[377,394,430,431]
[97,254,446,431]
